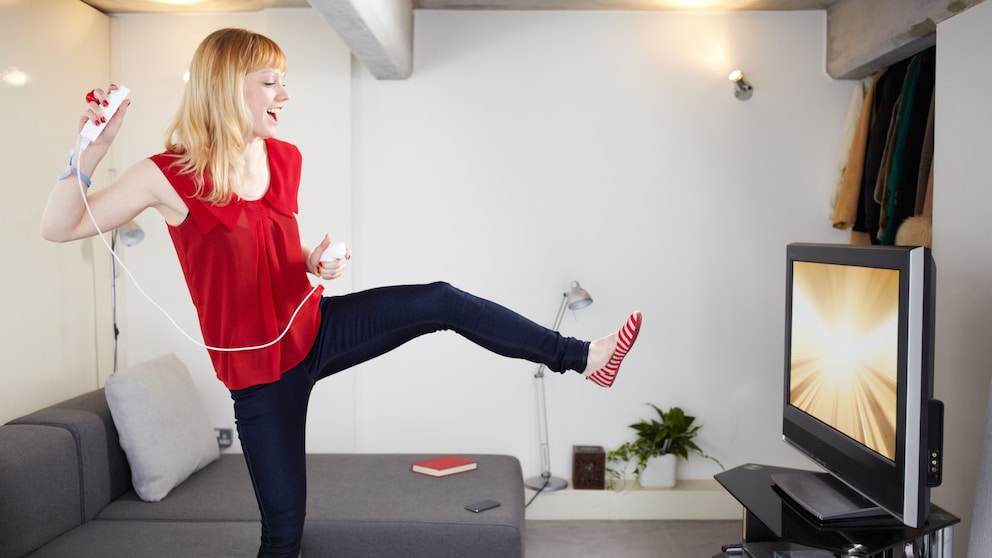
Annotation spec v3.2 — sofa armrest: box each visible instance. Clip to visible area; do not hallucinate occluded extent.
[8,389,131,520]
[0,425,84,558]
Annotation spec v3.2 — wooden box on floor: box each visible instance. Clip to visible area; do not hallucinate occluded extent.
[572,445,605,490]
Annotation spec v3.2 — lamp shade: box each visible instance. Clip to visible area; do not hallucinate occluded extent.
[118,221,144,247]
[565,281,592,310]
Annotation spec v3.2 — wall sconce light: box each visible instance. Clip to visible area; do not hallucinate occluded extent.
[2,66,29,87]
[729,70,753,101]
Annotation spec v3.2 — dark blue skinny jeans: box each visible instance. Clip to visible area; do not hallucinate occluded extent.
[230,282,589,558]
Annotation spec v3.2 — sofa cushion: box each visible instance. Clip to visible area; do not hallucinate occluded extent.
[101,453,525,558]
[23,520,261,558]
[98,455,259,521]
[302,454,525,558]
[105,354,219,502]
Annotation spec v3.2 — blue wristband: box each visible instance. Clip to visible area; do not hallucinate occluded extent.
[58,150,92,187]
[58,167,92,187]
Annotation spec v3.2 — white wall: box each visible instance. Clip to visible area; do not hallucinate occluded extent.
[0,0,112,423]
[349,10,851,479]
[935,2,992,555]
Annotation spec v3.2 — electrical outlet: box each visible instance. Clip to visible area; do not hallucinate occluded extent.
[215,428,234,449]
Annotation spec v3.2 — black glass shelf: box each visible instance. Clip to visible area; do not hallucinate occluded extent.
[715,463,959,557]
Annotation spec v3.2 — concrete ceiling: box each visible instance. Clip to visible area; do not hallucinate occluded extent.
[82,0,839,13]
[415,0,839,9]
[79,0,977,81]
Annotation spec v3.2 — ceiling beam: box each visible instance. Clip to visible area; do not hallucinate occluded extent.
[307,0,414,79]
[825,0,985,79]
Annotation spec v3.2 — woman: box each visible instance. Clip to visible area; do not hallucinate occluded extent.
[42,28,641,558]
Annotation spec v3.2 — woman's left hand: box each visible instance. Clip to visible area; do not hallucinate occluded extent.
[317,255,350,281]
[307,234,352,280]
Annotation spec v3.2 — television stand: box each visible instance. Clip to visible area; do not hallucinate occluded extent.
[714,464,959,558]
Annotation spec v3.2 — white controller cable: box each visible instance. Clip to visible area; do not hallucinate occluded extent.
[74,136,322,353]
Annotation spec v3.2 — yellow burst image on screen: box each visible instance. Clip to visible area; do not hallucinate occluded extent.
[789,261,899,462]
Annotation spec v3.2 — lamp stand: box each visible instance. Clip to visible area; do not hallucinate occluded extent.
[109,221,144,374]
[111,229,121,373]
[525,293,570,492]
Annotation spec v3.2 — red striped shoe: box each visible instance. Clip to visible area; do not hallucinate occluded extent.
[586,311,642,388]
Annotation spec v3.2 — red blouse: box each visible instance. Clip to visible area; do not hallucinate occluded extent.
[151,139,323,390]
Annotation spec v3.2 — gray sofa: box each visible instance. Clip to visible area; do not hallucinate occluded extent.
[0,388,525,557]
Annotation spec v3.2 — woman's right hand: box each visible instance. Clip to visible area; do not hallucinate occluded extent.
[78,85,130,146]
[42,85,142,243]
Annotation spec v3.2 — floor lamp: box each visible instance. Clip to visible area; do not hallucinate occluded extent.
[111,221,144,373]
[525,280,593,492]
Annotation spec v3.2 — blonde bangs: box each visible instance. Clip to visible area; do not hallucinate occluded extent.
[245,33,287,75]
[164,29,286,205]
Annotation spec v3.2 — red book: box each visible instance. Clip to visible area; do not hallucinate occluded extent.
[411,456,478,477]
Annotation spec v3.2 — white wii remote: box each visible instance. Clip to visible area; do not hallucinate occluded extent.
[320,242,347,262]
[80,85,130,144]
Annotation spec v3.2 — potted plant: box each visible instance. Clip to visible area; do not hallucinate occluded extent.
[606,403,722,489]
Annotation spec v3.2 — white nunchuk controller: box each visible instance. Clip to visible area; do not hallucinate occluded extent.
[320,241,347,262]
[80,85,130,144]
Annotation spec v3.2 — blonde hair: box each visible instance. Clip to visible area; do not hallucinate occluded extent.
[164,28,287,205]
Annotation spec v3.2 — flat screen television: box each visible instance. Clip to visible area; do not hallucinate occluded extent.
[779,243,943,528]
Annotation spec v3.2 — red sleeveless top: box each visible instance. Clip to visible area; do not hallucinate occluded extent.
[151,139,323,390]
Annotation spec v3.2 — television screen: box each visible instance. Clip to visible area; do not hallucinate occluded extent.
[780,243,941,529]
[789,261,899,462]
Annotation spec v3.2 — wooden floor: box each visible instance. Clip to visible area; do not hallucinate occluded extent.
[523,519,743,557]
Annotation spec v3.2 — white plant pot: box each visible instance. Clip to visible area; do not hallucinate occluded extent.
[638,454,677,488]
